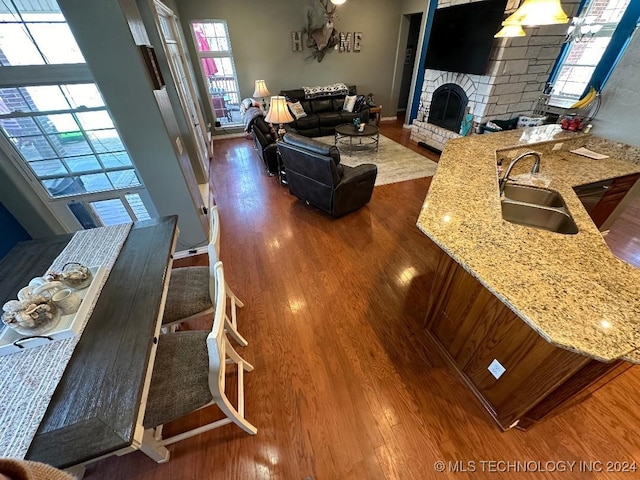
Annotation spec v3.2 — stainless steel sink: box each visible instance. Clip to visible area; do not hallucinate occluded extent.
[501,201,579,234]
[499,183,578,234]
[502,184,565,208]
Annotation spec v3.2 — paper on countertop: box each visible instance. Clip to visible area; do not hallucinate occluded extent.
[570,147,610,160]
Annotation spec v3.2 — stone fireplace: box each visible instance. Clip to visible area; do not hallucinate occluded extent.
[410,0,580,152]
[428,83,469,133]
[413,70,490,151]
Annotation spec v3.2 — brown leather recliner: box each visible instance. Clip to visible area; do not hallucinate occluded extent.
[251,116,279,175]
[277,133,377,217]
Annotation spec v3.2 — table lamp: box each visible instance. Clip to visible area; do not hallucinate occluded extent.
[253,80,271,111]
[265,96,294,140]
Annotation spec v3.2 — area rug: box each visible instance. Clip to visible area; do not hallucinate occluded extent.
[315,134,438,186]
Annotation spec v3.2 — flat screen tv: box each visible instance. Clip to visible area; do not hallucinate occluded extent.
[424,0,508,75]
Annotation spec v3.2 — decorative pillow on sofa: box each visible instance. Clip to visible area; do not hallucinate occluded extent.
[353,95,366,113]
[343,95,357,113]
[517,115,546,128]
[303,83,349,99]
[288,101,307,120]
[241,98,262,114]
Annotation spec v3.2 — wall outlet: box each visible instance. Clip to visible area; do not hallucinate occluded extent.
[552,142,564,151]
[488,359,506,379]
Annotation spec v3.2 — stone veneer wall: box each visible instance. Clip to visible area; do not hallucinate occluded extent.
[411,0,580,151]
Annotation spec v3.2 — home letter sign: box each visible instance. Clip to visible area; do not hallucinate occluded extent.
[291,31,303,51]
[354,32,362,52]
[337,32,362,53]
[339,32,352,52]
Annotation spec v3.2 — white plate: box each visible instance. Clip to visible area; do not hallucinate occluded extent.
[0,266,107,356]
[11,313,64,336]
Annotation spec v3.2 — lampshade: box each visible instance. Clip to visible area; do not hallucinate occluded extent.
[494,24,527,38]
[331,0,347,4]
[265,96,294,124]
[503,0,569,26]
[253,80,270,98]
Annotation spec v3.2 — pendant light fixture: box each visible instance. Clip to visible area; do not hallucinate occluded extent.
[503,0,570,27]
[494,0,569,38]
[494,24,526,38]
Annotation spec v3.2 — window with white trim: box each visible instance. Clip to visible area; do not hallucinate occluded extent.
[0,0,153,228]
[0,84,141,197]
[190,20,242,127]
[551,0,634,101]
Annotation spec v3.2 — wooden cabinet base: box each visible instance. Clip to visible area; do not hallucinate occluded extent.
[425,249,626,430]
[586,173,640,228]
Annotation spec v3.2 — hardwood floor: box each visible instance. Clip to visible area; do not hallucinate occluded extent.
[605,193,640,268]
[87,118,640,479]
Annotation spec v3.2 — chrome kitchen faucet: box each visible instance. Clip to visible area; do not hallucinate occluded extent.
[499,151,541,194]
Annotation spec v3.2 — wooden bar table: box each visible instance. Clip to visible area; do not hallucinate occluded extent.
[0,216,178,470]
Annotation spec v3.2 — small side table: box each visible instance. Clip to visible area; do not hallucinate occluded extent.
[369,106,382,126]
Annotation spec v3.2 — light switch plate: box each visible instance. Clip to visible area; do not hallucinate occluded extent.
[488,359,506,379]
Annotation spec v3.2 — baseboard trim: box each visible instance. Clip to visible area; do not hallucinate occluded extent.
[212,132,246,140]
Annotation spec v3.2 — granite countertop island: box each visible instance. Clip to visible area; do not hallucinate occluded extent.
[417,125,640,364]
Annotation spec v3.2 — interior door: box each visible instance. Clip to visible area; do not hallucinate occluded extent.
[154,1,210,176]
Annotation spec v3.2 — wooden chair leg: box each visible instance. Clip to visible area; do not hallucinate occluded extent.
[226,281,244,307]
[215,338,257,435]
[140,429,171,463]
[225,314,248,346]
[215,391,257,435]
[161,321,186,334]
[225,338,254,372]
[225,282,247,346]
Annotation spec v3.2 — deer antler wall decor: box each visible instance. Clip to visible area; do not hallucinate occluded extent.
[295,0,360,62]
[305,0,339,62]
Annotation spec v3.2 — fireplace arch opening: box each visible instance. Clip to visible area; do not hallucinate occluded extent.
[427,83,468,133]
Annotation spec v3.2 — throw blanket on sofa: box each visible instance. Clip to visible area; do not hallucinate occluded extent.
[303,83,349,99]
[243,106,264,133]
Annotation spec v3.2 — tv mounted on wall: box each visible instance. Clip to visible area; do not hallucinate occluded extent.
[424,0,508,75]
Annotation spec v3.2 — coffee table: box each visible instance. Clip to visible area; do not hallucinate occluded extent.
[335,123,380,156]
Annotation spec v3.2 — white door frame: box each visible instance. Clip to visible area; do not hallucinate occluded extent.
[153,0,210,175]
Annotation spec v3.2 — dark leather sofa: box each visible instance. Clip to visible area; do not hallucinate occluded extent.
[280,85,370,138]
[251,116,279,175]
[277,133,377,217]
